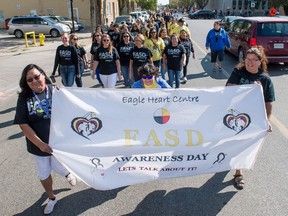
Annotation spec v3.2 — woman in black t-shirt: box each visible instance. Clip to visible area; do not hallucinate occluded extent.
[14,64,76,214]
[129,34,153,82]
[91,34,122,88]
[117,33,135,88]
[226,46,275,190]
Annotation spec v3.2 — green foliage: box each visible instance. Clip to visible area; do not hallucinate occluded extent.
[178,0,195,8]
[194,0,209,9]
[268,0,288,7]
[135,0,157,10]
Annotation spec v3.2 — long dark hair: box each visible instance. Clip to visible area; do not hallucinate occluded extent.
[18,64,51,98]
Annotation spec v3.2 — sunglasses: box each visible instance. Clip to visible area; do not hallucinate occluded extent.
[73,38,78,40]
[26,74,41,83]
[102,39,110,42]
[151,31,156,34]
[142,75,153,79]
[123,35,129,38]
[95,35,101,37]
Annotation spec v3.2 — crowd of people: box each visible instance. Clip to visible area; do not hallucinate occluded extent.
[51,14,196,89]
[14,11,275,215]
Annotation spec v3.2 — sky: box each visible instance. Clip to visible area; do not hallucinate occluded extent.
[158,0,169,5]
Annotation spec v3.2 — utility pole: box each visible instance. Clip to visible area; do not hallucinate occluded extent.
[70,0,75,33]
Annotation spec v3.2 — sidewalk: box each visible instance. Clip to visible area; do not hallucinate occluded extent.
[0,29,93,101]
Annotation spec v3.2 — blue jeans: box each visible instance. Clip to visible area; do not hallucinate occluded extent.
[75,61,84,87]
[121,65,131,88]
[168,69,181,88]
[59,65,75,87]
[161,61,167,79]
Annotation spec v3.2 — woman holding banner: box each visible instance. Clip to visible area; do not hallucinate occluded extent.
[14,64,77,214]
[132,63,170,88]
[226,46,275,189]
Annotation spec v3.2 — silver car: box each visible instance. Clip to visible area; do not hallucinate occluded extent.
[7,16,71,38]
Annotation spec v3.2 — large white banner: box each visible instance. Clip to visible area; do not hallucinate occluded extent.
[49,84,268,190]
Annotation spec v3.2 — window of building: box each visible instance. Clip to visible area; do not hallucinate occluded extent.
[233,0,237,10]
[238,0,243,10]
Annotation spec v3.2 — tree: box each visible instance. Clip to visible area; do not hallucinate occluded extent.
[194,0,209,9]
[135,0,157,10]
[267,0,288,7]
[178,0,195,9]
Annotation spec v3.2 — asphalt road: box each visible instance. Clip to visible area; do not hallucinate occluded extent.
[0,18,288,216]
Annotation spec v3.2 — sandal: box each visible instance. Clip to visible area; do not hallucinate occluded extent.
[218,67,223,72]
[234,175,244,189]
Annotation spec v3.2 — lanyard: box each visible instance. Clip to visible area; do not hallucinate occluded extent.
[32,85,51,119]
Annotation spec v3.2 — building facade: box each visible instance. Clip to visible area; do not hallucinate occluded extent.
[0,0,119,28]
[205,0,282,16]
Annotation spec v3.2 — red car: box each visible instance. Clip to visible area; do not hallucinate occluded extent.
[226,16,288,64]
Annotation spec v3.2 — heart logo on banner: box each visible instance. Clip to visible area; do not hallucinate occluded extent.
[71,117,102,139]
[223,113,251,134]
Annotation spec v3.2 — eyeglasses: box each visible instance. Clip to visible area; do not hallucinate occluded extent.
[142,75,153,79]
[245,58,260,63]
[123,35,129,38]
[102,39,110,42]
[26,74,41,83]
[135,39,142,42]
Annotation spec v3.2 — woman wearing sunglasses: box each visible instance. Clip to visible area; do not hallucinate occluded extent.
[90,32,103,87]
[132,63,170,88]
[51,33,79,87]
[14,64,77,214]
[69,34,88,87]
[116,33,135,88]
[91,34,122,88]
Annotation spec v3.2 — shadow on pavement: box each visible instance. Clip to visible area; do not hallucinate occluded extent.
[124,172,237,216]
[14,187,126,216]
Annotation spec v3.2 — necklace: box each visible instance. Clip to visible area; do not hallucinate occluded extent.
[32,85,51,119]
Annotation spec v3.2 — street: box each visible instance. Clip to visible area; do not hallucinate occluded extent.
[0,18,288,216]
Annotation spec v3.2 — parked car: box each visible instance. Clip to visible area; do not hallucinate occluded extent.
[188,9,215,19]
[62,16,85,31]
[7,15,71,38]
[220,16,242,31]
[43,15,79,31]
[129,12,144,23]
[114,15,134,25]
[226,16,288,63]
[141,11,150,21]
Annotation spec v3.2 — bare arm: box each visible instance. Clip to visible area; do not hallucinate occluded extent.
[19,124,53,154]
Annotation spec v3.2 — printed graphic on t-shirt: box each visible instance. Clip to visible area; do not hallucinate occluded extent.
[99,52,113,62]
[133,52,148,61]
[167,48,181,57]
[27,98,52,119]
[120,46,133,54]
[60,50,72,60]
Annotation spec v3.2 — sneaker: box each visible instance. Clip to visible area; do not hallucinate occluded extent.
[44,198,57,215]
[183,76,187,82]
[66,173,77,186]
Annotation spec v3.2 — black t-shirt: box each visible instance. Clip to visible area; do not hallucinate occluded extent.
[52,44,79,75]
[94,46,120,75]
[130,46,152,67]
[14,84,54,156]
[116,42,135,67]
[180,38,194,57]
[90,42,100,56]
[130,29,140,37]
[163,44,186,71]
[75,46,86,62]
[111,32,121,46]
[226,68,275,102]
